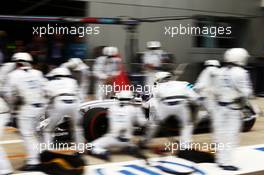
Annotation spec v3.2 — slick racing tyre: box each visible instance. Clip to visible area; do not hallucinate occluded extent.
[82,108,109,142]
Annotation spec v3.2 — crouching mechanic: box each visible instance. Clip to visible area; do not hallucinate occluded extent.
[214,48,253,171]
[141,72,200,149]
[61,58,90,102]
[5,52,47,171]
[43,67,85,150]
[90,91,147,161]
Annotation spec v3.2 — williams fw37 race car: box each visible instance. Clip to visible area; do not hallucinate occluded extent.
[49,98,260,142]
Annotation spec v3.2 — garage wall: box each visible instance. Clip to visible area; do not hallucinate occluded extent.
[82,0,264,80]
[86,0,263,60]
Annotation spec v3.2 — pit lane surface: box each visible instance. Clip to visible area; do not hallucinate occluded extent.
[2,98,264,175]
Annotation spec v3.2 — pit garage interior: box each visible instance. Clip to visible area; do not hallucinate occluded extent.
[1,0,264,175]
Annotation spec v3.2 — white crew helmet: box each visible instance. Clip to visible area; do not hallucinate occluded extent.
[147,41,161,49]
[48,67,71,77]
[12,52,33,62]
[102,47,109,56]
[68,58,83,67]
[204,60,220,67]
[116,90,134,101]
[154,71,172,83]
[224,48,249,66]
[64,58,88,71]
[103,46,119,56]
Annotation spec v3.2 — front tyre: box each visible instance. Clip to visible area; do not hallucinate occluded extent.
[82,108,108,142]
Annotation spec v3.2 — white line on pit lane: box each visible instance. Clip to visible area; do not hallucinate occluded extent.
[0,140,23,145]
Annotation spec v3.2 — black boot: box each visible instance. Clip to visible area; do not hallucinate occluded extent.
[1,172,13,175]
[218,165,239,171]
[19,164,42,171]
[89,151,111,161]
[125,146,148,160]
[138,140,148,150]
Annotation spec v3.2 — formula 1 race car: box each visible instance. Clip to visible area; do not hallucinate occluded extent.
[52,98,259,142]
